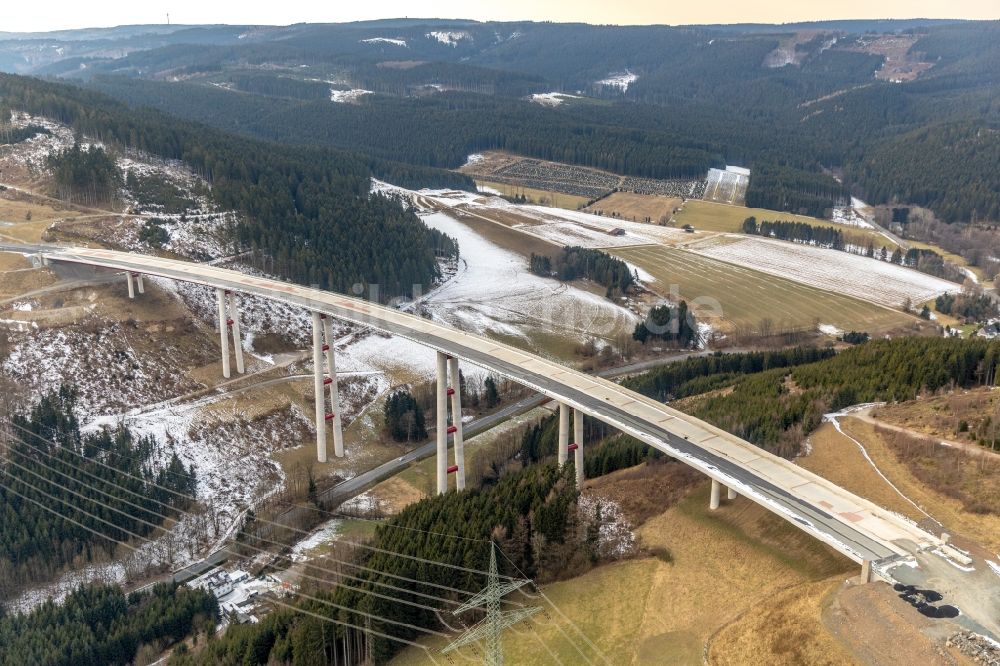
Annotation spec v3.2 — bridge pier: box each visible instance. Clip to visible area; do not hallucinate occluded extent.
[311,312,330,463]
[227,291,244,375]
[573,407,584,488]
[135,273,145,295]
[216,288,231,379]
[727,486,737,501]
[447,356,466,490]
[126,272,135,299]
[860,559,874,583]
[710,479,721,510]
[436,351,448,495]
[557,403,569,466]
[321,316,344,458]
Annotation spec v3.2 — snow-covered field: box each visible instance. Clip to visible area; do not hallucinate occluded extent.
[511,205,688,248]
[373,180,688,250]
[417,211,639,343]
[692,235,961,308]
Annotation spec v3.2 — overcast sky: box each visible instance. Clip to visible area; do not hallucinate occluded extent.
[4,0,997,33]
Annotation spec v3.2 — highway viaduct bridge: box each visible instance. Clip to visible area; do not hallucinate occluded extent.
[20,245,945,582]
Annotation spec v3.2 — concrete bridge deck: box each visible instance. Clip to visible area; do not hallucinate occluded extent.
[31,245,943,566]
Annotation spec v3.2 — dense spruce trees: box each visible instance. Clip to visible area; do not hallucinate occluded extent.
[383,390,427,442]
[0,582,217,666]
[0,73,459,301]
[47,143,122,205]
[529,246,635,296]
[0,385,196,600]
[633,301,698,347]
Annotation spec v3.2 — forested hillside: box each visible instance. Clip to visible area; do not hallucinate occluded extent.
[0,582,217,666]
[44,19,998,224]
[171,464,589,665]
[0,73,464,299]
[0,386,196,600]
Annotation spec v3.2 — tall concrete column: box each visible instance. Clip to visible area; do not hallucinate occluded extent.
[311,312,327,463]
[710,479,721,510]
[216,288,231,379]
[727,486,737,501]
[321,316,344,458]
[135,273,145,294]
[126,272,135,299]
[228,292,245,375]
[573,408,584,488]
[557,403,569,466]
[436,351,448,495]
[447,356,466,490]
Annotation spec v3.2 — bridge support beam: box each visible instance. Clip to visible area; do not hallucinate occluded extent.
[126,272,135,299]
[311,312,328,463]
[216,288,231,379]
[447,356,465,490]
[710,479,721,510]
[135,273,145,295]
[436,351,448,495]
[557,403,569,466]
[322,316,344,458]
[228,292,244,375]
[573,408,584,488]
[727,486,737,501]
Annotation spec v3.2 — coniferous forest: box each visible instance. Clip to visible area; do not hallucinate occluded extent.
[0,386,196,600]
[0,582,218,666]
[0,74,461,300]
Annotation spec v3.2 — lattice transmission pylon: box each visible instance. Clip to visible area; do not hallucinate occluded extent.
[441,542,541,666]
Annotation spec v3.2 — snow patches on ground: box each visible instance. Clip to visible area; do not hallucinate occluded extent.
[578,495,636,558]
[426,31,472,47]
[359,37,407,47]
[2,324,208,416]
[330,89,373,103]
[596,70,638,92]
[530,92,582,107]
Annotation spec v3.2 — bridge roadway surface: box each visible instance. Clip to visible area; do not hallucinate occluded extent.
[23,244,944,568]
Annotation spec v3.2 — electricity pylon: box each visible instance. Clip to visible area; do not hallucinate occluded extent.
[442,542,541,666]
